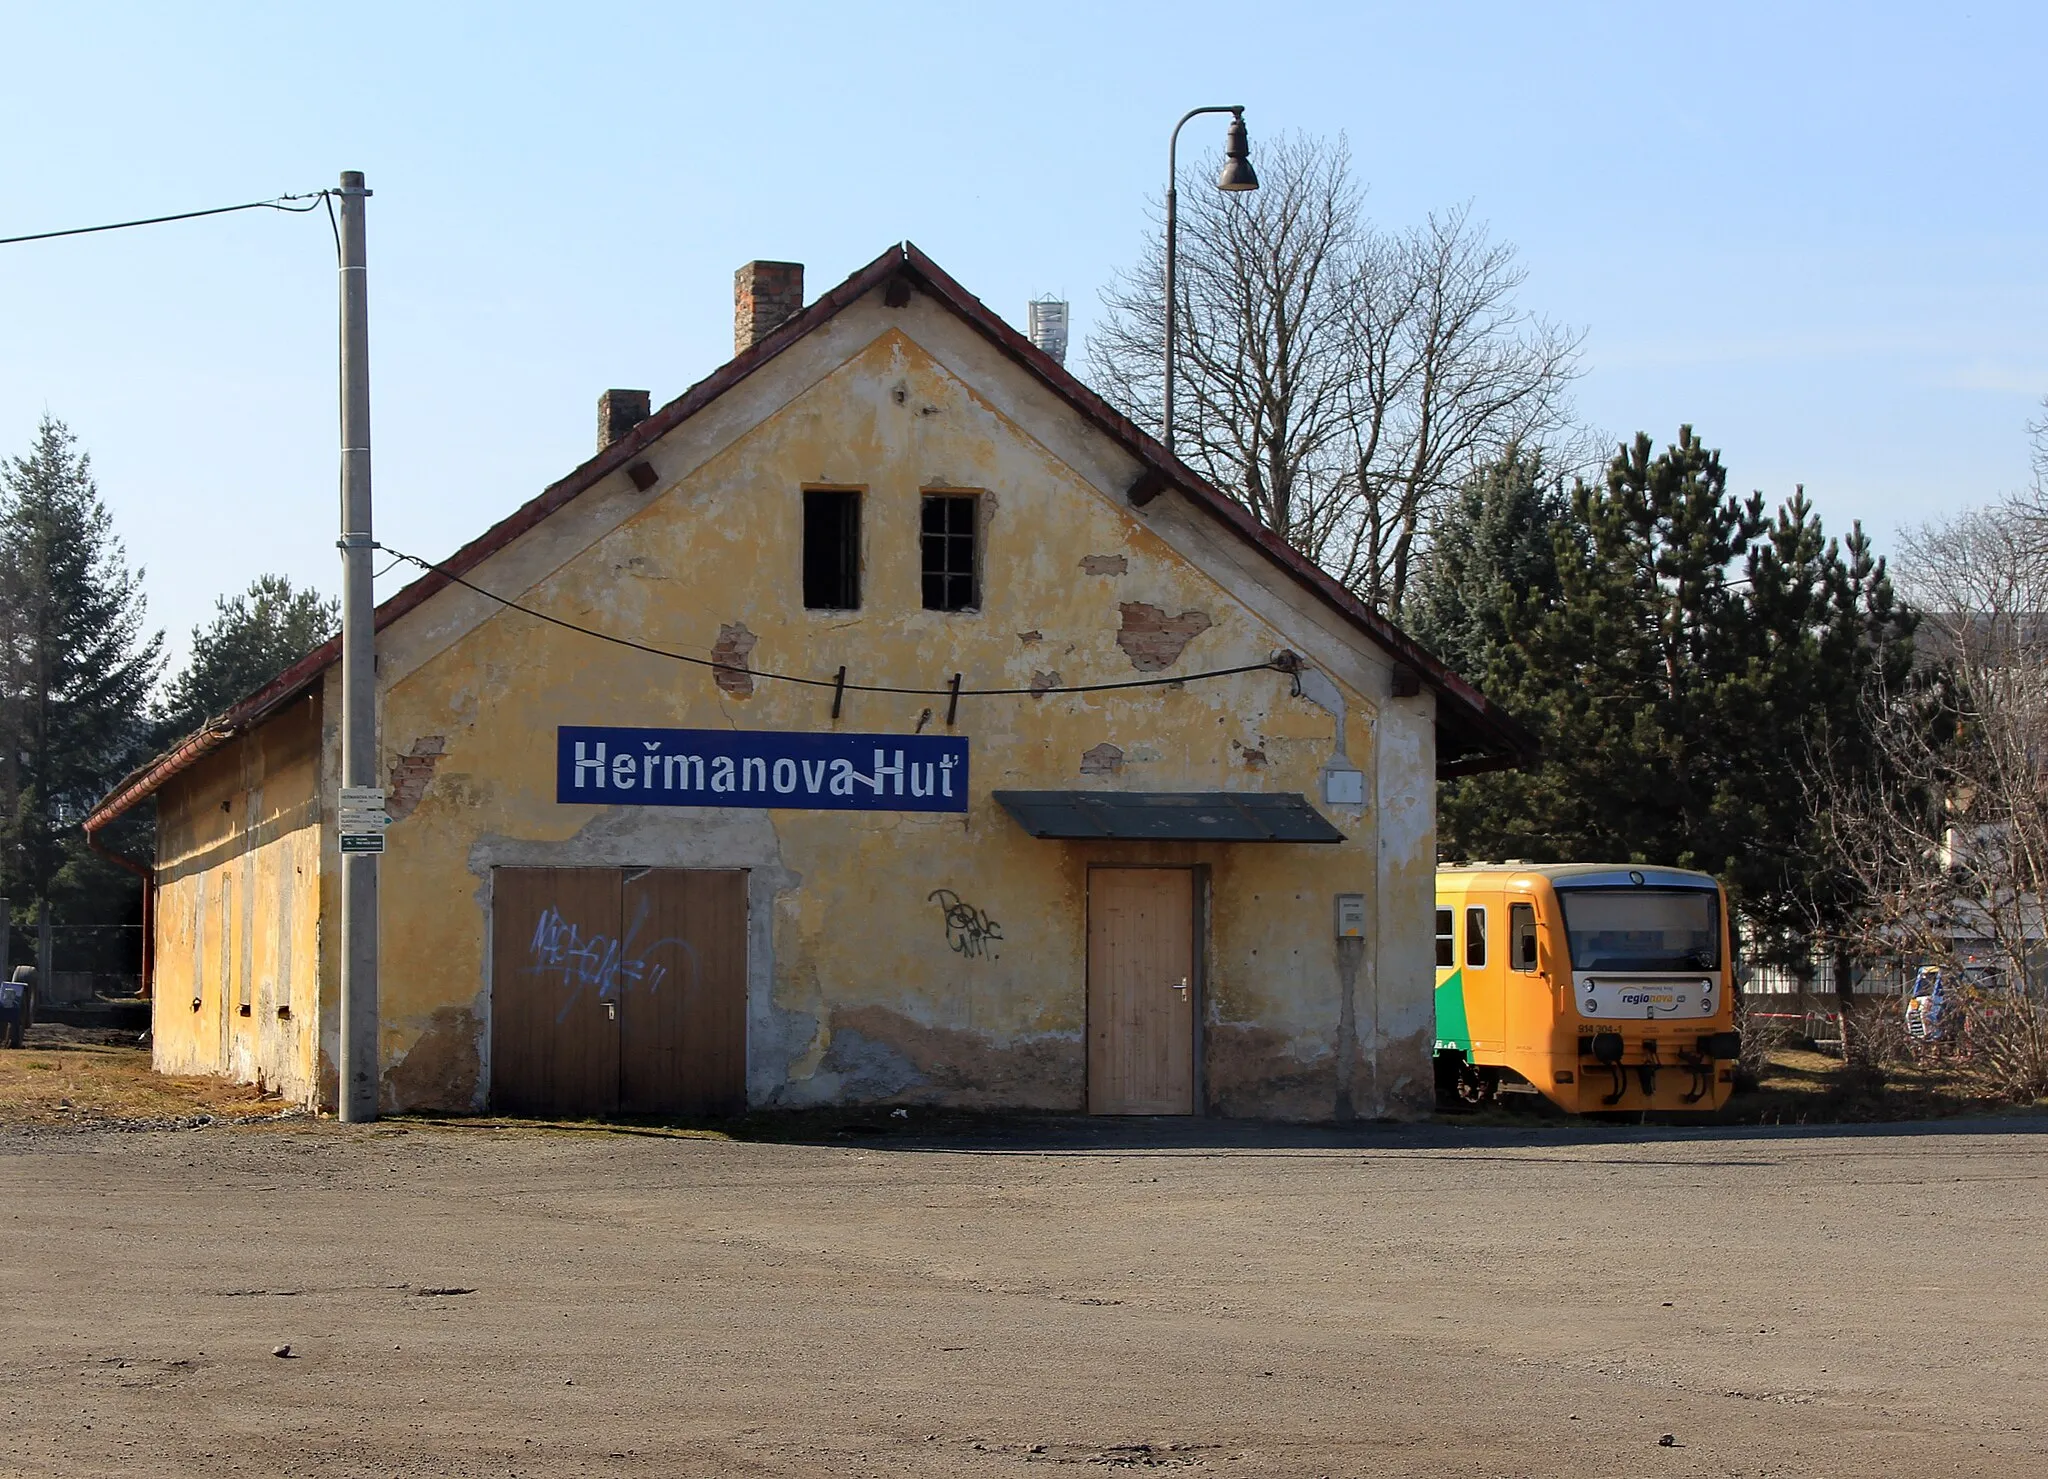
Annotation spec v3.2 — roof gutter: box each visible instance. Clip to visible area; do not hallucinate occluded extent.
[84,723,236,834]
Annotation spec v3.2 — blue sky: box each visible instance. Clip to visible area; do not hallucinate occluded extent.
[3,1,2042,663]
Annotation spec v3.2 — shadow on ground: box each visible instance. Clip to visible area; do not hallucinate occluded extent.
[394,1100,2048,1157]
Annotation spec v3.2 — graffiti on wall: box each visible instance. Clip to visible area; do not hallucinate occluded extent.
[929,888,1003,960]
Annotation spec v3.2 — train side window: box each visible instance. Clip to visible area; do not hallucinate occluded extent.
[1465,906,1488,968]
[1435,908,1455,968]
[1510,903,1538,972]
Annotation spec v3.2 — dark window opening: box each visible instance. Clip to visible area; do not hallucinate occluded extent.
[921,493,978,611]
[1465,906,1488,969]
[1435,908,1455,969]
[1510,902,1538,972]
[803,489,861,610]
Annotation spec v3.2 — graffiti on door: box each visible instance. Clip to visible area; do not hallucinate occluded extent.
[526,900,698,1022]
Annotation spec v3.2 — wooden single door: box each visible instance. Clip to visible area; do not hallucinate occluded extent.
[1087,867,1197,1115]
[619,868,748,1116]
[490,867,623,1117]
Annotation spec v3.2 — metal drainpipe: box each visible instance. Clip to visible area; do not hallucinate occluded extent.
[83,826,154,999]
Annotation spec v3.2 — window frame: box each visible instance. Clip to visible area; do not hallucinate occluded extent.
[800,486,863,612]
[1509,902,1538,973]
[919,489,981,613]
[1464,905,1488,969]
[1435,907,1455,969]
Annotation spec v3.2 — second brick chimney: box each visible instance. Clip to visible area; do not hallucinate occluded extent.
[734,261,804,354]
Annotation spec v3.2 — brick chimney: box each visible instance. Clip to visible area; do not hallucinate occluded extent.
[734,261,804,354]
[597,389,650,451]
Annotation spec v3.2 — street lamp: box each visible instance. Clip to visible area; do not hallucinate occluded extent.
[1164,106,1259,456]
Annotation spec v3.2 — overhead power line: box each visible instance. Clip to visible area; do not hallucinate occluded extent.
[381,545,1286,699]
[0,192,328,247]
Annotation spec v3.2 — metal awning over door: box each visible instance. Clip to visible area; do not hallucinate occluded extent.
[992,790,1343,843]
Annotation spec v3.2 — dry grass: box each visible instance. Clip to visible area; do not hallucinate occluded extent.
[4,1024,2039,1135]
[1723,1043,2043,1124]
[0,1025,293,1128]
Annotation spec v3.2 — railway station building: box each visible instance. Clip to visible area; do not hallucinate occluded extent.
[85,244,1531,1120]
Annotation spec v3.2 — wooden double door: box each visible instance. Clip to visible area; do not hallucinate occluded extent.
[490,866,747,1117]
[1087,867,1198,1115]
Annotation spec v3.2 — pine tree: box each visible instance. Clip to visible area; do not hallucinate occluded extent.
[0,416,164,971]
[160,574,337,739]
[1407,446,1571,687]
[1432,427,1915,955]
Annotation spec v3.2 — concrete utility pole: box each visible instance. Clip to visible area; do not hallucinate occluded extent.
[337,171,379,1122]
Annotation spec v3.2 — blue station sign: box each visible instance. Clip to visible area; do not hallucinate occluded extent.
[556,726,969,813]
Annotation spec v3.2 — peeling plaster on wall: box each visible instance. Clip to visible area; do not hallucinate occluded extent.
[1079,742,1125,775]
[1373,699,1437,1111]
[711,623,758,698]
[1029,669,1062,696]
[1293,665,1368,820]
[810,1024,925,1103]
[1017,630,1043,644]
[387,736,447,821]
[383,1001,484,1112]
[807,1004,1082,1109]
[1378,1024,1436,1116]
[1116,602,1213,671]
[1205,1022,1340,1121]
[766,959,829,1088]
[1078,553,1128,576]
[1292,668,1348,748]
[465,804,798,1110]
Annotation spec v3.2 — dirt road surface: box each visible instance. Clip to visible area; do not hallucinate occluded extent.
[3,1115,2043,1478]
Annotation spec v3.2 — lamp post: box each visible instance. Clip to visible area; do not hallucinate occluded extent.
[1164,106,1259,456]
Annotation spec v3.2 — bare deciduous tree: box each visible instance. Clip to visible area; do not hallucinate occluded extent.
[1087,134,1582,615]
[1811,488,2048,1100]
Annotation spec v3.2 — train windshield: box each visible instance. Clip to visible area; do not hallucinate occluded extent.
[1557,887,1721,972]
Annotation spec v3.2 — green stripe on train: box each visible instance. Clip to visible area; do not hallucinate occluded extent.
[1434,969,1471,1053]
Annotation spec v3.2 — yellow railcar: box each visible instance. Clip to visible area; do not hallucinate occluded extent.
[1434,863,1740,1114]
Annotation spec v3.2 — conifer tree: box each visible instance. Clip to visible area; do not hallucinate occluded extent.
[0,416,164,970]
[1428,427,1915,958]
[160,574,337,739]
[1407,446,1571,688]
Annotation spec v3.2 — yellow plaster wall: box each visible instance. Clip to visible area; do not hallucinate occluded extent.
[367,319,1433,1118]
[151,695,322,1102]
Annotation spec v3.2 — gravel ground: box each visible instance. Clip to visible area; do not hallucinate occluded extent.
[2,1114,2043,1477]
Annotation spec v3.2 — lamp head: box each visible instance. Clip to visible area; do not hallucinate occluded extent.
[1217,110,1259,191]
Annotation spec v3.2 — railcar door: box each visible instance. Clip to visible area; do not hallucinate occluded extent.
[1462,899,1505,1057]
